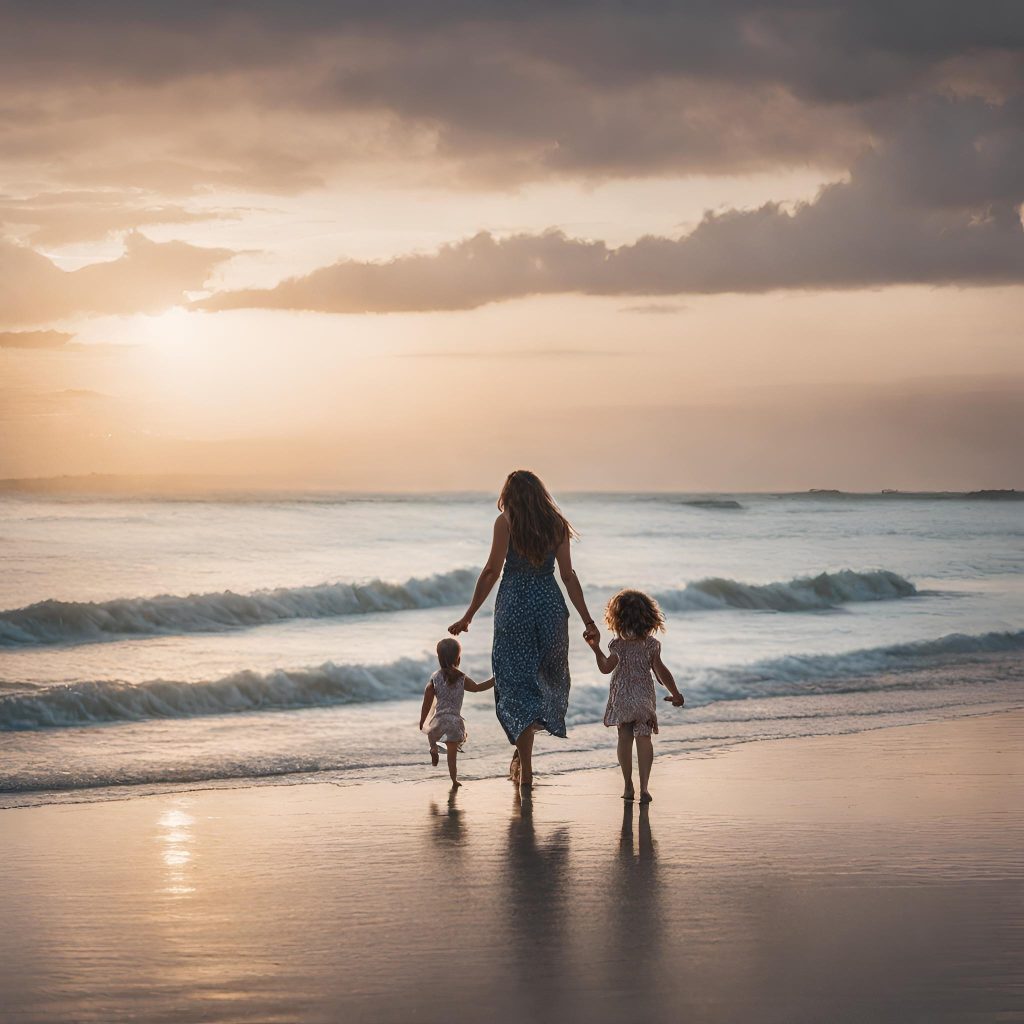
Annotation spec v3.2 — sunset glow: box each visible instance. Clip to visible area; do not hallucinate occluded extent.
[1,3,1022,490]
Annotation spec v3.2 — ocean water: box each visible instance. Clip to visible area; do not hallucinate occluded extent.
[1,491,1022,806]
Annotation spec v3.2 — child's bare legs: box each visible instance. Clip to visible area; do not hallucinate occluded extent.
[426,724,442,766]
[445,741,460,787]
[515,727,535,788]
[636,734,654,802]
[617,725,635,799]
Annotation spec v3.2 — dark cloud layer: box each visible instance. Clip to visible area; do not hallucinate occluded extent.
[4,2,1022,101]
[1,2,1022,191]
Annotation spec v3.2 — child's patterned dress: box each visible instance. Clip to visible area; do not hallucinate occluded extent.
[603,636,661,737]
[425,669,468,747]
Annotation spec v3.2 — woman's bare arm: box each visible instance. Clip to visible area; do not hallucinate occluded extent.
[652,650,684,706]
[449,515,509,635]
[555,532,599,644]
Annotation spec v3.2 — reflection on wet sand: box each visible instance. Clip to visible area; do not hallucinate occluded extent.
[428,786,465,847]
[496,792,668,1022]
[503,789,575,1019]
[608,802,661,1001]
[156,803,195,898]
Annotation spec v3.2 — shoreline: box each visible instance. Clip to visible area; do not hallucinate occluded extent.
[3,677,1021,809]
[3,708,1022,1023]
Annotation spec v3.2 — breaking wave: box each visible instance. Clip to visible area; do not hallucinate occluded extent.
[0,569,479,646]
[2,628,1020,732]
[654,569,917,613]
[0,567,919,649]
[0,657,435,730]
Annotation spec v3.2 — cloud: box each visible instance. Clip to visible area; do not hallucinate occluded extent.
[1,4,1022,316]
[196,95,1024,312]
[1,3,1022,192]
[0,232,234,328]
[0,192,239,246]
[619,304,687,315]
[0,329,73,348]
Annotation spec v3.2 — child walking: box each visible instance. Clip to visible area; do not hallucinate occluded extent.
[586,589,684,803]
[419,637,494,786]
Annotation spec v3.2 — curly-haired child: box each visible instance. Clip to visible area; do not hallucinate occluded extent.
[585,589,684,803]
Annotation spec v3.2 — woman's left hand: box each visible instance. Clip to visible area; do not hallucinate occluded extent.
[582,621,600,646]
[448,617,471,635]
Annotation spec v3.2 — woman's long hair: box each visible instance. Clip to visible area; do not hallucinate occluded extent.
[498,470,577,566]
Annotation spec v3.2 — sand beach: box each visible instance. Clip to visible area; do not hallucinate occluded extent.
[3,709,1021,1023]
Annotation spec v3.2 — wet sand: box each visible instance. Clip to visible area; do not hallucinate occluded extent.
[2,710,1022,1023]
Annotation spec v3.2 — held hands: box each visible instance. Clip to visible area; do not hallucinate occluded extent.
[582,622,601,646]
[448,617,471,636]
[663,693,685,708]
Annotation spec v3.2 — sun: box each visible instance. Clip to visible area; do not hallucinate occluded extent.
[133,306,195,350]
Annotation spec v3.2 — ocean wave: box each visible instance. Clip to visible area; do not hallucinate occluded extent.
[654,569,917,613]
[0,567,919,649]
[686,628,1024,702]
[0,569,479,647]
[3,628,1021,732]
[683,499,743,510]
[563,628,1024,726]
[0,657,436,730]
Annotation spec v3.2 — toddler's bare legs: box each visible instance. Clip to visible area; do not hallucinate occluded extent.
[636,734,654,802]
[617,725,635,800]
[445,741,460,786]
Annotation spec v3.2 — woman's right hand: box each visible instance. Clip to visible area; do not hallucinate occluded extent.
[448,617,471,636]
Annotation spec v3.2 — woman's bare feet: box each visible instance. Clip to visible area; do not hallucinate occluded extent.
[430,745,439,767]
[623,786,635,801]
[639,791,653,804]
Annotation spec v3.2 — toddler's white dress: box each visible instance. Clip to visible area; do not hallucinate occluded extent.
[425,669,468,747]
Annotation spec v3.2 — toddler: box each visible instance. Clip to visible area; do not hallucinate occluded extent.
[419,637,494,786]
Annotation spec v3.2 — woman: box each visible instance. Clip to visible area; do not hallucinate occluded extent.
[449,470,599,789]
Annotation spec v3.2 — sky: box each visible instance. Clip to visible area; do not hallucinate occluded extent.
[1,1,1022,491]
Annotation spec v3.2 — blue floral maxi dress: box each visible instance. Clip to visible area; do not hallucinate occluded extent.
[491,545,571,743]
